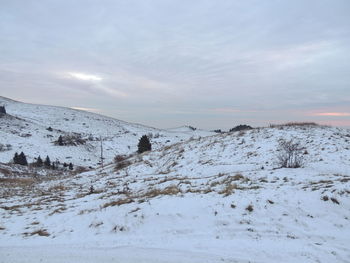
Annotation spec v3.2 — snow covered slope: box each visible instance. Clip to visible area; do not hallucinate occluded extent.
[0,124,349,262]
[0,96,212,167]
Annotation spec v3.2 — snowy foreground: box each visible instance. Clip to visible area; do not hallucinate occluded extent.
[1,98,350,262]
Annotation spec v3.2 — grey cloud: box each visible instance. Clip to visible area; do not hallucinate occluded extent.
[0,0,349,129]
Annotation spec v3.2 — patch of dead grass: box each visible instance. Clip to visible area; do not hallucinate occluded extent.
[142,185,181,198]
[23,229,50,237]
[102,198,134,208]
[219,183,237,196]
[0,177,35,186]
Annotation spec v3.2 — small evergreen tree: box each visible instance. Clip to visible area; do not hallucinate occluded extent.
[57,135,64,146]
[36,156,43,167]
[13,152,19,164]
[68,162,73,170]
[137,135,151,154]
[18,152,28,166]
[44,155,51,168]
[0,106,6,114]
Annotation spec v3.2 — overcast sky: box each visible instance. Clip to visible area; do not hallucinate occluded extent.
[0,0,349,129]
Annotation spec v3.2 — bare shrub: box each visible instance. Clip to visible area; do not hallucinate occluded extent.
[246,204,254,212]
[276,139,304,168]
[112,225,127,232]
[113,154,132,171]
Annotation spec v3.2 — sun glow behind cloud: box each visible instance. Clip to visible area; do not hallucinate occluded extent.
[68,72,102,81]
[312,112,350,117]
[71,106,101,113]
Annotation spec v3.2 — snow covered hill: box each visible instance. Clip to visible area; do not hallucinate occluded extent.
[0,96,212,168]
[0,123,349,262]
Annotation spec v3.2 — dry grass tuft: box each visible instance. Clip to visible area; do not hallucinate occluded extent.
[219,183,237,196]
[78,208,97,215]
[142,185,181,198]
[73,166,91,174]
[232,173,244,181]
[270,122,319,128]
[0,177,35,186]
[0,167,12,176]
[89,221,104,228]
[0,204,22,212]
[102,198,134,208]
[24,229,50,237]
[48,184,66,192]
[48,206,67,216]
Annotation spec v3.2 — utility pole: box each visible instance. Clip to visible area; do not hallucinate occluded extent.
[100,136,104,169]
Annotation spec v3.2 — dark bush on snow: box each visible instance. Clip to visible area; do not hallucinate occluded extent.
[229,125,252,132]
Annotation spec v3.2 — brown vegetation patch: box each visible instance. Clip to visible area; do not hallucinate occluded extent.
[219,183,237,196]
[24,229,50,237]
[270,122,319,128]
[102,198,134,208]
[0,177,35,186]
[48,184,66,192]
[48,206,67,216]
[142,185,181,198]
[0,204,22,212]
[0,167,12,176]
[78,208,97,215]
[73,166,91,174]
[232,173,244,180]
